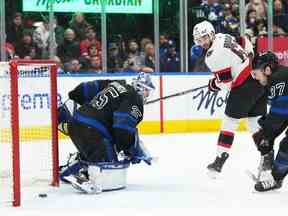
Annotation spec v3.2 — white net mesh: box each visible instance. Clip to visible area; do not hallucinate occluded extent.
[0,61,57,206]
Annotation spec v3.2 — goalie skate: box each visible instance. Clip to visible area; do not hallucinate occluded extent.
[64,175,102,194]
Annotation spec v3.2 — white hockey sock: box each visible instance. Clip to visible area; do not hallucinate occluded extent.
[217,146,230,157]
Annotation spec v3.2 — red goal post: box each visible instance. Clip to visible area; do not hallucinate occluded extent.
[0,60,59,207]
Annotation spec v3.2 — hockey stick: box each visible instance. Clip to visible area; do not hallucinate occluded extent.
[146,84,208,105]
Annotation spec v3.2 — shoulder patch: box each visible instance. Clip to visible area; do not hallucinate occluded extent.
[130,105,142,120]
[110,81,127,94]
[206,50,213,58]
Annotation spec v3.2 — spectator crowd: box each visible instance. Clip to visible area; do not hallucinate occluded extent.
[1,0,288,73]
[191,0,288,71]
[1,11,181,74]
[197,0,288,44]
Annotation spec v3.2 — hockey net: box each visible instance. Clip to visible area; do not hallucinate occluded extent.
[0,60,59,206]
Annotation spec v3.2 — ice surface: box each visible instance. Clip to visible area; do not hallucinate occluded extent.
[1,132,287,215]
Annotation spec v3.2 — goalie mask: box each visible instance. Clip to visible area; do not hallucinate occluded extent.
[132,72,155,104]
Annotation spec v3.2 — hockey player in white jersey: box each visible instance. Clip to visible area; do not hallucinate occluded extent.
[193,21,267,176]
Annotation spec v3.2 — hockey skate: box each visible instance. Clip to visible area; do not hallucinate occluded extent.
[256,150,274,181]
[59,152,89,184]
[64,174,102,194]
[207,152,229,178]
[254,162,287,192]
[254,177,282,192]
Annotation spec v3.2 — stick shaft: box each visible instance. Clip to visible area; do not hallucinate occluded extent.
[146,85,208,105]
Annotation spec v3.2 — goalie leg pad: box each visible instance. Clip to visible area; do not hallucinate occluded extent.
[83,161,130,192]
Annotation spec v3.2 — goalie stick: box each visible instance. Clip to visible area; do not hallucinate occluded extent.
[146,84,208,105]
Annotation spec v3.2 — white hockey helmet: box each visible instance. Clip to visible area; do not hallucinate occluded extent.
[193,21,215,45]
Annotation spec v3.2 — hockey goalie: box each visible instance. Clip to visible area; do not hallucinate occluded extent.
[57,73,156,194]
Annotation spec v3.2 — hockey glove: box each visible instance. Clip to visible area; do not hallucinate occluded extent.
[125,149,153,165]
[258,139,274,156]
[208,78,221,92]
[191,45,203,58]
[130,157,142,165]
[253,130,273,156]
[252,129,264,147]
[257,115,267,128]
[121,152,143,165]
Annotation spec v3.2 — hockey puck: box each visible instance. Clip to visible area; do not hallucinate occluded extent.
[38,193,47,198]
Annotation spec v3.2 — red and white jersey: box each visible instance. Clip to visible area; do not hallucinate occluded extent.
[238,36,254,58]
[205,33,252,90]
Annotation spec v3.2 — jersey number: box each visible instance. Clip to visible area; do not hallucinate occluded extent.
[90,87,119,110]
[270,82,286,99]
[224,35,247,63]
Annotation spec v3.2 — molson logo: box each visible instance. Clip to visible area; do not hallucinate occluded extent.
[192,87,228,116]
[36,0,75,9]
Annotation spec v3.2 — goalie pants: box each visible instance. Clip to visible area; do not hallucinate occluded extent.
[67,120,116,163]
[225,76,267,119]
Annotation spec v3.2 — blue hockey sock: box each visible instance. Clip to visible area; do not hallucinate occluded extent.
[273,151,288,181]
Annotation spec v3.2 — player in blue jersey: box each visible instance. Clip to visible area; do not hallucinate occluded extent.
[252,51,288,192]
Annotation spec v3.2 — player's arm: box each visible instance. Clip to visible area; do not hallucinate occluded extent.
[252,114,287,156]
[237,36,254,59]
[112,98,143,153]
[112,98,153,165]
[206,49,233,92]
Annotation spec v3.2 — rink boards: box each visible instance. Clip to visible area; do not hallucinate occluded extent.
[0,73,248,140]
